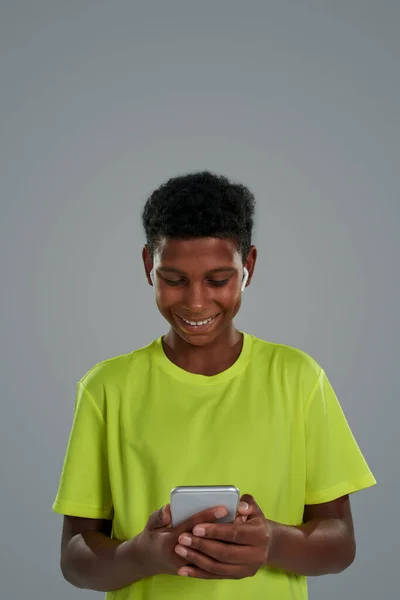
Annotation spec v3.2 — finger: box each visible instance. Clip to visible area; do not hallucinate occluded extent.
[175,505,229,535]
[238,494,264,520]
[147,504,171,530]
[178,566,232,579]
[178,566,226,579]
[238,494,263,518]
[176,536,250,565]
[234,513,248,524]
[190,522,262,545]
[237,501,251,515]
[237,501,251,522]
[174,545,243,577]
[163,504,172,525]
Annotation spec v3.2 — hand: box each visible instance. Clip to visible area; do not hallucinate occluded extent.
[134,503,232,577]
[174,494,273,579]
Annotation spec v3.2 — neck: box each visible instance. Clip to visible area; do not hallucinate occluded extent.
[162,324,243,376]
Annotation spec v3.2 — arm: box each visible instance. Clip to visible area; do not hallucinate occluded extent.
[267,495,356,576]
[60,516,153,592]
[173,494,356,579]
[60,503,234,590]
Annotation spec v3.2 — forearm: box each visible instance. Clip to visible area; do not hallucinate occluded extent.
[61,531,155,592]
[267,518,356,576]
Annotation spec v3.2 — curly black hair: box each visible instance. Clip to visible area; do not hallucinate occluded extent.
[141,171,255,263]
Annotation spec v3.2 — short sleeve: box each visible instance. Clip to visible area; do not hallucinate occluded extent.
[305,369,376,505]
[52,381,113,519]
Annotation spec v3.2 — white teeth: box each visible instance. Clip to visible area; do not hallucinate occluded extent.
[182,317,213,326]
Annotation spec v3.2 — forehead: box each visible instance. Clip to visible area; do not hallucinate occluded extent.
[154,237,241,270]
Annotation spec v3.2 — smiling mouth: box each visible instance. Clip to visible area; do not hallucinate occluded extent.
[176,313,220,329]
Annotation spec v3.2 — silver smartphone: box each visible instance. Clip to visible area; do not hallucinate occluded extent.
[170,485,240,527]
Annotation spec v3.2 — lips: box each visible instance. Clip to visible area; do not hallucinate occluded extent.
[175,312,221,332]
[178,314,219,324]
[181,316,215,323]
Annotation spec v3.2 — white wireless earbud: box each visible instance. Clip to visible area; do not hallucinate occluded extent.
[150,268,155,286]
[241,267,249,292]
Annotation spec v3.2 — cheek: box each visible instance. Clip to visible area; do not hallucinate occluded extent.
[155,289,180,312]
[231,298,242,317]
[219,290,242,315]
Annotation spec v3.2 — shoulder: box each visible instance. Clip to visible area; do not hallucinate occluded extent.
[248,333,320,371]
[78,338,160,397]
[246,333,323,395]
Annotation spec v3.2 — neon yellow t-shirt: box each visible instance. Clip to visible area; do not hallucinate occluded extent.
[53,332,376,600]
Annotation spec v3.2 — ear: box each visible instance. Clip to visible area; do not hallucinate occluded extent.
[142,245,154,286]
[242,246,257,290]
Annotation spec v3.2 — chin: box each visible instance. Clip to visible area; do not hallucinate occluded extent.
[174,328,220,347]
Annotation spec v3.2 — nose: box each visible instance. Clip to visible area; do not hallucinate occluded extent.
[182,281,209,313]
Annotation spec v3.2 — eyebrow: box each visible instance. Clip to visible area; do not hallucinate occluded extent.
[157,267,237,275]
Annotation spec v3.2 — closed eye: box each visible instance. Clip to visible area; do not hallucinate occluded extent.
[164,279,185,286]
[163,278,231,287]
[208,278,230,287]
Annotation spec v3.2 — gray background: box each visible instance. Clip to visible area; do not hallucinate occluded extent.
[1,1,398,598]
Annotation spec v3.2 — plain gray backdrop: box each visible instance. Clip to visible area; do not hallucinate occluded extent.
[1,1,398,598]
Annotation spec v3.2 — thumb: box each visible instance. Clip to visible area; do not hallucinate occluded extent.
[147,504,171,530]
[237,494,263,520]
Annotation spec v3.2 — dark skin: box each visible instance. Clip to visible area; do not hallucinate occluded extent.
[61,495,355,586]
[60,505,243,590]
[60,237,356,589]
[173,494,355,578]
[142,237,257,376]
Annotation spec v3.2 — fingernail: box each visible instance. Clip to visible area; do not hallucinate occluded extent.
[239,502,249,511]
[179,535,192,546]
[175,546,187,557]
[215,507,227,518]
[193,526,205,536]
